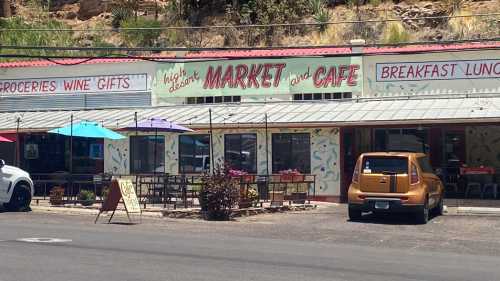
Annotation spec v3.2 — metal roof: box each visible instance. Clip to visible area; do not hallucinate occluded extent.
[1,95,500,132]
[1,42,498,68]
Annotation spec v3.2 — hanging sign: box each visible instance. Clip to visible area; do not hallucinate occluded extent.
[95,178,141,224]
[0,74,148,96]
[153,57,362,98]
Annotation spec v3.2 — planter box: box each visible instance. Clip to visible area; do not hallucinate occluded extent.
[49,187,65,206]
[239,200,252,209]
[291,192,307,204]
[269,191,284,207]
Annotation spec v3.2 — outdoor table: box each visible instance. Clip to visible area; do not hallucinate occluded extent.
[460,167,495,175]
[460,167,496,198]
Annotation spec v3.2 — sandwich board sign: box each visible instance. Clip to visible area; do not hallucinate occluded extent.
[95,178,141,224]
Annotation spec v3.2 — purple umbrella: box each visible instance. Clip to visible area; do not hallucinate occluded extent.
[123,117,193,174]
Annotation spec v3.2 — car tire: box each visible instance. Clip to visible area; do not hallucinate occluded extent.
[6,184,32,212]
[348,205,362,221]
[434,197,444,216]
[415,197,429,224]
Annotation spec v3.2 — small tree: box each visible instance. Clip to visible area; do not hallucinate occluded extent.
[199,164,240,220]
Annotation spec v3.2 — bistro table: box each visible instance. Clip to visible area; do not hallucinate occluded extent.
[460,166,497,198]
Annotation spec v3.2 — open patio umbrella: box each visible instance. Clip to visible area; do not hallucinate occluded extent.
[123,117,193,174]
[0,136,13,142]
[48,121,125,140]
[49,120,125,174]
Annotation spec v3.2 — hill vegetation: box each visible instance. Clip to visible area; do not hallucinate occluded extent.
[0,0,498,58]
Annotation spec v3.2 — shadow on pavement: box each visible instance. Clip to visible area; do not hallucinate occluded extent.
[349,212,440,225]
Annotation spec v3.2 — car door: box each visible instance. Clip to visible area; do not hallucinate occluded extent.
[418,156,441,207]
[0,164,12,202]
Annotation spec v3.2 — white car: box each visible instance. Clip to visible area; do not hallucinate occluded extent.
[0,159,34,211]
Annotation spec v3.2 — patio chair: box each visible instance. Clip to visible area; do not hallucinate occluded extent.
[465,175,482,198]
[481,175,498,199]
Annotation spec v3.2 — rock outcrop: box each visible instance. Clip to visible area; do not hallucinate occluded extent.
[78,0,106,20]
[394,2,448,30]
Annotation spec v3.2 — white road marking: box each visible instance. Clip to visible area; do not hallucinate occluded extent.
[16,237,72,243]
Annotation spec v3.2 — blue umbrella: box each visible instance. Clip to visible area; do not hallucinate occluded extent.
[49,121,125,140]
[49,118,125,176]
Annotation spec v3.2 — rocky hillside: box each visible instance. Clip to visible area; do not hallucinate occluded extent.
[0,0,498,56]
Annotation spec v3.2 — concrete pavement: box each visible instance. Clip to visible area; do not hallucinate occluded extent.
[1,206,500,281]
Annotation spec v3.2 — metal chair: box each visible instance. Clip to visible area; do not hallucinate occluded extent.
[482,183,498,199]
[465,175,483,198]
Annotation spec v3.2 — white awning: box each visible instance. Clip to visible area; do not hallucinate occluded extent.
[1,95,500,131]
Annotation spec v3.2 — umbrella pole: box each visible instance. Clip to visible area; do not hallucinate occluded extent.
[154,126,157,177]
[209,109,214,174]
[70,114,74,204]
[265,113,269,176]
[15,117,20,166]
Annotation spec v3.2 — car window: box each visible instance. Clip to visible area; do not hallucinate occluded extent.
[362,156,408,174]
[417,156,434,173]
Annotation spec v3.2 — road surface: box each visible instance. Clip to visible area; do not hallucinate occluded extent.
[1,208,500,281]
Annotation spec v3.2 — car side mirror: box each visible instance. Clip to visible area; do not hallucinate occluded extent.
[0,159,5,169]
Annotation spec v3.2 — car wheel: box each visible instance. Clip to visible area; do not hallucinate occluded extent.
[6,184,32,212]
[415,197,429,224]
[348,205,362,221]
[434,197,444,216]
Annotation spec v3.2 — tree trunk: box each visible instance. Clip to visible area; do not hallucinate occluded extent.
[1,0,12,18]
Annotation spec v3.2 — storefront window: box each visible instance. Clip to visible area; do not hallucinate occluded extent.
[272,133,310,173]
[224,134,257,173]
[374,128,429,153]
[130,135,165,174]
[179,135,210,173]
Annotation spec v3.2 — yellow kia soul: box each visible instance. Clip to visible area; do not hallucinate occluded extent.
[348,152,444,224]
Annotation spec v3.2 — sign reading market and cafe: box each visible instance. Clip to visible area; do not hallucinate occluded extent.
[153,57,363,98]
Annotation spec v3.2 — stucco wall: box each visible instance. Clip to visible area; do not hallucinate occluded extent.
[104,127,341,197]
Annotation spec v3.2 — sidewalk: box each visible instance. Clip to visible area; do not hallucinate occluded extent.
[30,198,322,219]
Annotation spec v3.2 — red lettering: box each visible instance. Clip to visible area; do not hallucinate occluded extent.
[97,78,106,90]
[49,81,57,92]
[336,65,348,87]
[347,64,359,86]
[431,65,440,78]
[123,77,130,89]
[41,81,49,92]
[221,65,234,88]
[390,66,398,79]
[273,63,286,87]
[261,63,273,88]
[323,67,336,88]
[407,65,415,78]
[415,65,425,78]
[380,66,390,79]
[203,66,222,89]
[313,66,326,88]
[83,79,90,91]
[398,66,406,79]
[31,81,39,93]
[494,62,500,75]
[247,64,263,89]
[234,64,248,89]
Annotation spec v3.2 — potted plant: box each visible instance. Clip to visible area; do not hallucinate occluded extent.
[78,190,96,207]
[49,186,65,206]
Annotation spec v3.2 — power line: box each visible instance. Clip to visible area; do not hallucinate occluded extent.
[0,13,499,32]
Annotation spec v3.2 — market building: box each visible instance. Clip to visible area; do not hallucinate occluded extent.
[0,42,499,203]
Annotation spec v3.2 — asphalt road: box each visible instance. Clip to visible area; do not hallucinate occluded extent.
[1,209,500,281]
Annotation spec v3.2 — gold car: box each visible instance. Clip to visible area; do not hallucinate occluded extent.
[348,152,444,224]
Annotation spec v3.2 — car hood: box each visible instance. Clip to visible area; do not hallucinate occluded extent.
[2,165,31,178]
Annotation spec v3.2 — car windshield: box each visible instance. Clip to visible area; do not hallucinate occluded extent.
[362,156,408,174]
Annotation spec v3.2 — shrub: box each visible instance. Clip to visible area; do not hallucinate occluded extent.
[383,21,410,44]
[120,17,161,47]
[199,164,240,220]
[78,190,96,206]
[111,7,132,29]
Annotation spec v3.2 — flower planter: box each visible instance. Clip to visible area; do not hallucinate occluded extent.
[49,186,65,206]
[269,191,284,207]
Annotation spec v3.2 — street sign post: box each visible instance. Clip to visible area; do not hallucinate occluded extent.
[95,178,142,224]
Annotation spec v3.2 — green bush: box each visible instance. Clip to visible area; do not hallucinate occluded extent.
[120,17,161,47]
[199,164,240,220]
[111,7,133,29]
[78,190,96,206]
[0,16,76,58]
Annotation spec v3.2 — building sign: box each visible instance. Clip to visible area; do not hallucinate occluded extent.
[376,59,500,82]
[0,73,148,95]
[153,57,362,98]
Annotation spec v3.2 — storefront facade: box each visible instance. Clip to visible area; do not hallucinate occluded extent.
[1,42,499,203]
